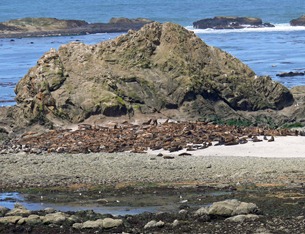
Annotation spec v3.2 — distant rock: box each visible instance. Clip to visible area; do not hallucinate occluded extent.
[12,22,293,127]
[109,17,153,25]
[290,15,305,26]
[102,218,123,229]
[193,16,274,29]
[0,17,153,38]
[276,71,305,77]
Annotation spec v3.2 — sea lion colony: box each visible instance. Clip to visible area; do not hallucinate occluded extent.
[1,120,299,155]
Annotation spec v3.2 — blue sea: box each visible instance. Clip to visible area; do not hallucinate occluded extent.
[1,0,305,106]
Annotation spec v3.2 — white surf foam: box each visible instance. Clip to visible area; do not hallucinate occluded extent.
[186,24,305,34]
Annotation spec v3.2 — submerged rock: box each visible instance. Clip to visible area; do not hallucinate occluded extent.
[193,16,274,29]
[12,22,293,128]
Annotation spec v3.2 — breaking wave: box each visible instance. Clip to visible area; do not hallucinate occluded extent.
[186,24,305,34]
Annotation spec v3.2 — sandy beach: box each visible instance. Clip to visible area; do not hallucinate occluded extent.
[1,136,305,233]
[148,136,305,158]
[1,136,305,189]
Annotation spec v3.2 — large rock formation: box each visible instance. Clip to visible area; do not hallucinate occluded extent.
[13,22,293,126]
[193,16,274,29]
[0,17,153,38]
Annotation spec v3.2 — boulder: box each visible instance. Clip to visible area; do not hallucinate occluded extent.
[102,218,123,229]
[81,219,104,229]
[13,22,293,127]
[0,216,22,224]
[0,206,9,217]
[207,199,260,217]
[193,16,274,29]
[6,203,31,216]
[290,15,305,26]
[74,218,122,229]
[42,212,68,224]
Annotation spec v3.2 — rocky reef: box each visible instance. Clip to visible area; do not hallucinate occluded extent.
[193,16,274,29]
[15,23,293,120]
[0,17,153,38]
[0,21,302,140]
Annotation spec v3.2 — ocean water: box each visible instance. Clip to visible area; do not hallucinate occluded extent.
[1,0,305,105]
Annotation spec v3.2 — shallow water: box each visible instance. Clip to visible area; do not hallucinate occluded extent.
[0,192,165,215]
[0,190,232,215]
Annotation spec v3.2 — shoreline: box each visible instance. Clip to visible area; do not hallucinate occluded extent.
[1,144,305,190]
[148,136,305,158]
[1,148,305,232]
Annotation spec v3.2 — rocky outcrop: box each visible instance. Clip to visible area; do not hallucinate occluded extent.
[276,71,305,77]
[193,16,274,29]
[0,17,153,38]
[109,17,153,25]
[12,22,293,128]
[290,15,305,26]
